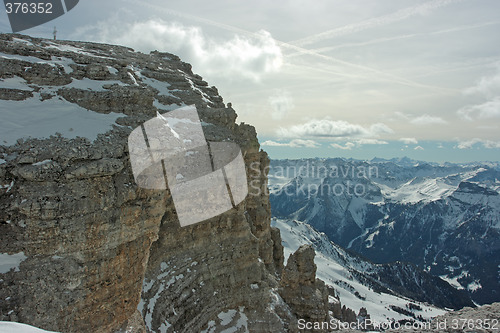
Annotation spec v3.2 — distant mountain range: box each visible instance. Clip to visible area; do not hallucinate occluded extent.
[269,157,500,305]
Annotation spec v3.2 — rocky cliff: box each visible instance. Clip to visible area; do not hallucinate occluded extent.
[0,34,329,332]
[279,245,329,326]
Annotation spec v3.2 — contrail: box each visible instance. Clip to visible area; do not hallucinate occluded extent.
[289,0,463,47]
[287,21,500,57]
[118,0,457,92]
[413,58,500,78]
[273,39,458,93]
[120,0,258,39]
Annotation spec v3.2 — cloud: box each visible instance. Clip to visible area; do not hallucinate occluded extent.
[459,65,500,120]
[261,139,320,148]
[304,21,500,55]
[464,66,500,98]
[268,90,294,120]
[457,138,500,149]
[277,119,393,138]
[369,123,394,135]
[458,97,500,120]
[330,142,356,150]
[399,137,419,144]
[330,139,387,150]
[76,19,283,82]
[356,139,389,145]
[290,0,461,47]
[410,114,447,125]
[414,146,425,151]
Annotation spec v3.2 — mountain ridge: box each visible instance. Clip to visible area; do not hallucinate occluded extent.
[269,157,500,305]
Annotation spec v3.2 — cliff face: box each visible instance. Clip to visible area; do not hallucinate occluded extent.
[0,34,319,332]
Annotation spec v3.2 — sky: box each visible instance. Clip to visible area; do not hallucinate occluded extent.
[1,0,500,163]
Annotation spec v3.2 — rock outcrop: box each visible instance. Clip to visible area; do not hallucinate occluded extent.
[279,245,330,326]
[0,34,320,332]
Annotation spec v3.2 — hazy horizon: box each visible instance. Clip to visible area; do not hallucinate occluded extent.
[261,137,500,164]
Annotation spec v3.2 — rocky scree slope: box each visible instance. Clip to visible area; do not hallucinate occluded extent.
[0,34,327,332]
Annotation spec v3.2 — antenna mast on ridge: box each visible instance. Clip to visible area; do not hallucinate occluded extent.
[53,26,57,40]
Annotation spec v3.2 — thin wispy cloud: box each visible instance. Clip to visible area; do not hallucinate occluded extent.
[291,21,500,56]
[277,40,457,93]
[395,112,447,125]
[290,0,462,47]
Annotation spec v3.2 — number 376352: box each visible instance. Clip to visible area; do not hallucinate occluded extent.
[5,2,53,14]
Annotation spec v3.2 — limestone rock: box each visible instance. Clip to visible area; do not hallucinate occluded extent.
[0,33,326,333]
[279,245,330,326]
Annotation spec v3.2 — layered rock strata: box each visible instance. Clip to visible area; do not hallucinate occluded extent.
[0,34,308,332]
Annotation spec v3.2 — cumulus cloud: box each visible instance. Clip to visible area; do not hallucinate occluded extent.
[459,65,500,120]
[464,66,500,98]
[410,114,447,125]
[277,119,393,138]
[261,139,320,148]
[399,137,419,144]
[458,97,500,120]
[268,90,294,120]
[75,19,283,81]
[456,138,500,149]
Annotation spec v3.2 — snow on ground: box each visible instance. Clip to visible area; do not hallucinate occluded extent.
[467,280,482,292]
[272,218,447,325]
[0,252,27,274]
[0,92,122,146]
[0,52,76,74]
[0,76,32,90]
[64,77,126,91]
[0,322,59,333]
[201,306,249,333]
[1,52,58,66]
[378,177,456,204]
[140,76,172,96]
[43,42,112,59]
[439,275,464,290]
